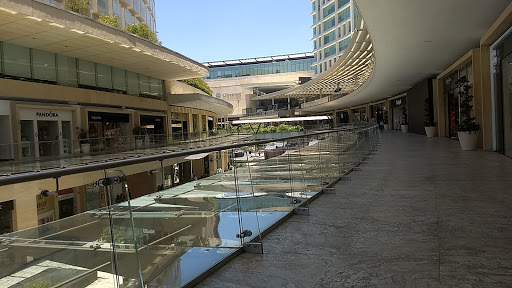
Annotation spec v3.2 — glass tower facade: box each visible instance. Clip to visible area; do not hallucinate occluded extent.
[311,0,355,74]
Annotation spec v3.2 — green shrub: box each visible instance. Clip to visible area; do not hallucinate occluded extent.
[98,14,121,28]
[126,23,161,44]
[64,0,90,15]
[180,78,213,96]
[22,280,52,288]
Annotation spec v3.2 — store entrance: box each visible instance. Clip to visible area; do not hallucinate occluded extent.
[37,121,60,157]
[0,200,13,234]
[501,52,512,157]
[447,92,460,139]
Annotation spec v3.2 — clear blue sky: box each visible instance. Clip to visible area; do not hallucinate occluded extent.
[155,0,313,63]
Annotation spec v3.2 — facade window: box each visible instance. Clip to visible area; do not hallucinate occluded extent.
[3,42,31,78]
[134,0,140,13]
[113,0,122,20]
[323,30,336,45]
[323,16,336,31]
[78,59,96,86]
[339,37,351,52]
[32,49,57,82]
[338,0,349,9]
[312,2,316,12]
[57,54,78,87]
[338,8,350,23]
[125,8,132,26]
[323,3,335,18]
[98,0,109,14]
[324,44,337,58]
[96,63,112,89]
[313,15,317,25]
[0,41,163,99]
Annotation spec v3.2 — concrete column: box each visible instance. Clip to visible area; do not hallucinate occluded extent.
[479,45,493,151]
[187,113,193,134]
[472,48,484,149]
[385,100,391,130]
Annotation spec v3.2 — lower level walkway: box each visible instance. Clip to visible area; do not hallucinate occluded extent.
[197,132,512,288]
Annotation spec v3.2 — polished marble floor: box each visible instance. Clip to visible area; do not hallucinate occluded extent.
[197,131,512,288]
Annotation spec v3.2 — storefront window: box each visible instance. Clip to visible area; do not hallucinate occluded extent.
[113,67,127,92]
[127,71,140,95]
[139,74,150,96]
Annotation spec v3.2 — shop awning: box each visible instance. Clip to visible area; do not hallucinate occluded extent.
[184,153,210,160]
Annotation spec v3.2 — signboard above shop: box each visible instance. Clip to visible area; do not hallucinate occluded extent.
[391,96,407,108]
[88,111,130,123]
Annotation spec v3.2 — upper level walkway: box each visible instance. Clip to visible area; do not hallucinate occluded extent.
[198,132,512,287]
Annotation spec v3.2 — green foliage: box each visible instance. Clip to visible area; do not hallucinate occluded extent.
[383,110,389,124]
[76,127,89,144]
[98,14,121,28]
[424,95,436,127]
[455,76,480,133]
[180,78,213,96]
[22,280,51,288]
[64,0,90,15]
[126,23,161,44]
[401,107,408,125]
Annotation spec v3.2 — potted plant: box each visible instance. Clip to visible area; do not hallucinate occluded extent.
[133,125,146,148]
[400,107,408,133]
[456,76,480,150]
[76,127,90,154]
[383,110,389,130]
[424,96,437,137]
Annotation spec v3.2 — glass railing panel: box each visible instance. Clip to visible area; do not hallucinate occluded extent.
[0,170,119,288]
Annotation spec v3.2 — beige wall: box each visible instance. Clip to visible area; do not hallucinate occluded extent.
[205,71,314,116]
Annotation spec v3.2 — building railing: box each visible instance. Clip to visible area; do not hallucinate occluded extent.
[0,130,233,163]
[0,124,380,288]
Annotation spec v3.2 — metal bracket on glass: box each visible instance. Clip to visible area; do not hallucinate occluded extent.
[93,176,125,187]
[323,187,336,194]
[341,175,351,180]
[361,161,369,164]
[353,167,363,171]
[236,230,253,239]
[290,198,302,205]
[294,207,310,216]
[243,242,263,254]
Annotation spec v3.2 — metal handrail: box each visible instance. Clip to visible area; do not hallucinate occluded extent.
[0,125,373,186]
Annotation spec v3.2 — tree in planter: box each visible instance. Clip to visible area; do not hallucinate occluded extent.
[455,76,480,150]
[63,0,90,15]
[424,95,437,137]
[98,14,121,28]
[133,125,146,147]
[401,107,408,125]
[456,76,480,133]
[76,127,89,144]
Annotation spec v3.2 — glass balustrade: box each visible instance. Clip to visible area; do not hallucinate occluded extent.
[0,124,380,287]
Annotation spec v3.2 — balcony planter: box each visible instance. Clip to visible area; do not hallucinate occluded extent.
[383,124,389,130]
[425,126,437,137]
[401,124,408,133]
[455,76,480,151]
[133,125,147,149]
[135,139,143,148]
[400,107,408,133]
[76,127,90,154]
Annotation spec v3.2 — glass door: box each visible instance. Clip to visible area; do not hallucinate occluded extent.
[37,120,59,157]
[20,120,35,158]
[501,52,512,157]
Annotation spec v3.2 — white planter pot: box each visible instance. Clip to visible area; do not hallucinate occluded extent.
[401,125,408,133]
[383,124,389,130]
[135,139,143,148]
[80,143,90,154]
[458,131,478,151]
[425,126,437,138]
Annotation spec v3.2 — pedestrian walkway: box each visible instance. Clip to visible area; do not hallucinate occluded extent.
[197,132,512,288]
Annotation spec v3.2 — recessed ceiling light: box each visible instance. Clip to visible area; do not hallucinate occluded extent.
[25,16,42,21]
[70,29,85,34]
[49,22,65,28]
[424,40,433,43]
[0,7,17,14]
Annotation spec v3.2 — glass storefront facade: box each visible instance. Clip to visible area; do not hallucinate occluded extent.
[493,31,512,158]
[0,41,164,100]
[205,57,314,80]
[444,63,473,139]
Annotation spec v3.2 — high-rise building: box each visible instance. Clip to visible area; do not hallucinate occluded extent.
[310,0,356,75]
